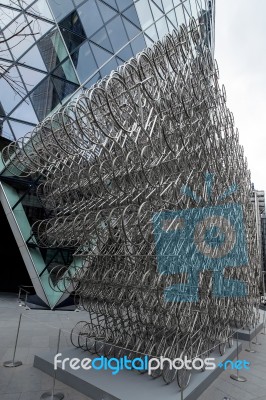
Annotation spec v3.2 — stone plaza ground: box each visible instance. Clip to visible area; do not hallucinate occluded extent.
[0,293,266,400]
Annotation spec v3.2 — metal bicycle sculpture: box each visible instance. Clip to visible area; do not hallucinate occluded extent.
[2,18,261,389]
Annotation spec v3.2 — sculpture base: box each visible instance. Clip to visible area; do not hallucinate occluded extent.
[234,323,263,341]
[34,343,241,400]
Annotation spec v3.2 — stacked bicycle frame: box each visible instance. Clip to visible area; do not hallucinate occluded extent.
[2,18,261,389]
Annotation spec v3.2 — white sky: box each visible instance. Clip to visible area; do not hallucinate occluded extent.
[215,0,266,191]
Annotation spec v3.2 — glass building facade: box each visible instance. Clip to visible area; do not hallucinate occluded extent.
[0,0,215,308]
[0,0,214,141]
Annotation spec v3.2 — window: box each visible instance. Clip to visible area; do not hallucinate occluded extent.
[59,11,85,37]
[9,121,36,140]
[52,76,79,101]
[30,76,60,120]
[78,0,103,37]
[98,1,117,23]
[134,0,154,30]
[71,42,98,83]
[3,15,35,60]
[27,0,54,21]
[123,5,141,27]
[19,45,47,71]
[18,66,46,91]
[115,0,132,11]
[10,100,38,123]
[106,16,128,52]
[47,0,75,22]
[52,59,79,84]
[90,42,112,67]
[91,27,113,52]
[37,30,68,72]
[60,29,85,53]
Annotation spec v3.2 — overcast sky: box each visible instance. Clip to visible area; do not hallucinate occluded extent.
[215,0,266,191]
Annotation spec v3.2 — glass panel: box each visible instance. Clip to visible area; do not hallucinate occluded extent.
[78,0,103,37]
[164,0,175,12]
[47,0,74,22]
[1,121,15,141]
[152,0,164,11]
[149,0,163,20]
[52,59,79,83]
[106,15,129,52]
[0,68,26,114]
[18,66,46,91]
[59,11,85,37]
[10,99,38,123]
[27,0,54,20]
[0,7,20,29]
[90,42,112,67]
[130,34,146,54]
[100,57,118,77]
[123,18,140,39]
[71,41,97,83]
[156,16,169,38]
[52,76,79,101]
[190,0,199,18]
[186,0,193,15]
[1,0,20,7]
[3,15,35,59]
[61,29,85,53]
[0,101,5,117]
[182,2,192,22]
[197,0,206,14]
[26,15,54,40]
[90,27,113,52]
[30,76,60,120]
[123,5,141,27]
[167,9,178,29]
[116,56,124,66]
[37,30,68,72]
[166,15,176,31]
[101,0,117,10]
[175,4,186,25]
[144,33,154,46]
[9,121,35,140]
[19,45,47,71]
[98,1,117,23]
[74,0,85,6]
[115,0,132,11]
[173,0,182,6]
[145,25,158,42]
[0,39,12,59]
[117,44,133,62]
[84,72,101,88]
[134,0,154,30]
[18,0,35,6]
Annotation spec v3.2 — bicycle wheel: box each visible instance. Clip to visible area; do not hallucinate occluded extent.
[176,366,192,389]
[162,345,178,384]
